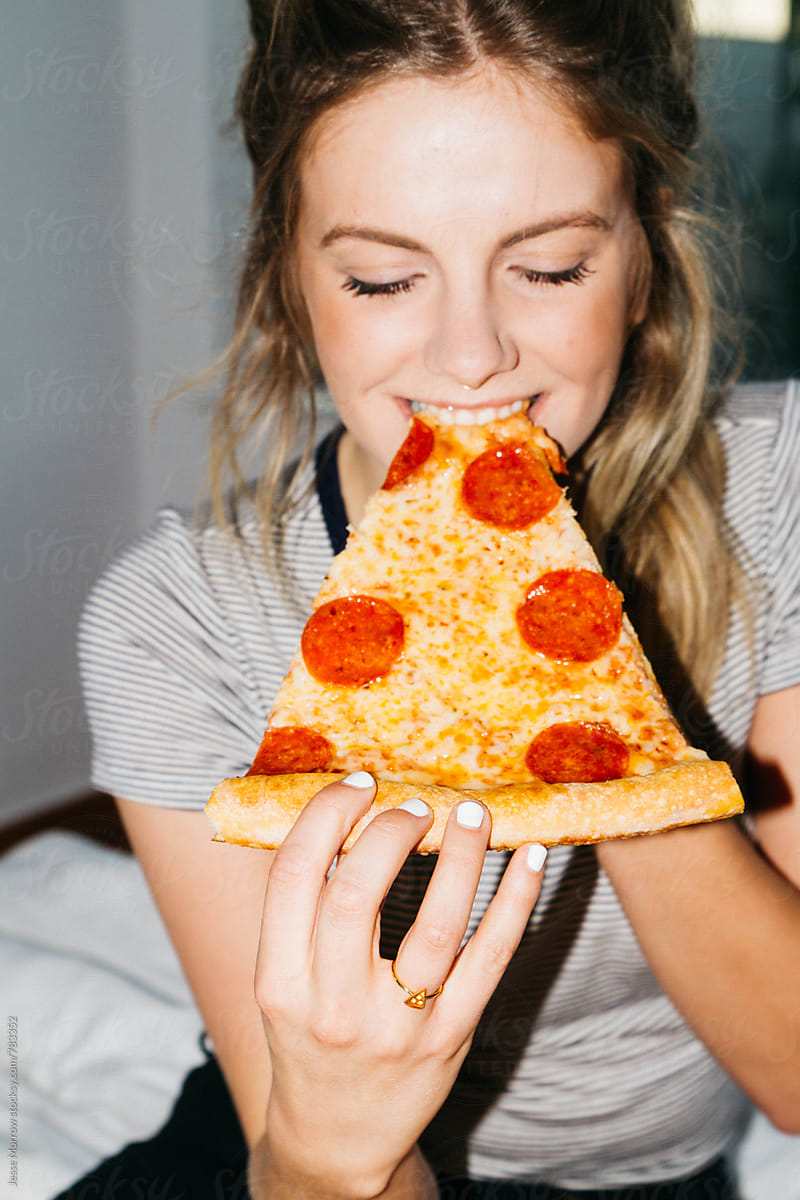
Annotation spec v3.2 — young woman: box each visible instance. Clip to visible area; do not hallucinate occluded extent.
[68,2,800,1198]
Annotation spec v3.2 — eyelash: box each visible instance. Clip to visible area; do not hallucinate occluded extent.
[342,276,415,298]
[517,262,594,287]
[342,262,593,298]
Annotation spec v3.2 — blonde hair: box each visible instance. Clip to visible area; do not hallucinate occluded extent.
[201,0,743,705]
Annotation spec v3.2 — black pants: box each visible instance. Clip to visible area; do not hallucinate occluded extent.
[54,1040,739,1200]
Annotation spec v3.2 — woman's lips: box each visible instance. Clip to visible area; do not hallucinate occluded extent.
[526,392,547,424]
[407,396,540,426]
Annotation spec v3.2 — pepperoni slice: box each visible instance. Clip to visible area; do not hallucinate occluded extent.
[302,595,405,686]
[525,721,630,783]
[247,726,334,775]
[382,419,434,490]
[462,441,561,529]
[517,568,622,662]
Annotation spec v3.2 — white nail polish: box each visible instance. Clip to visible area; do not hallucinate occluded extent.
[526,843,548,872]
[396,797,431,818]
[342,771,375,788]
[456,800,484,829]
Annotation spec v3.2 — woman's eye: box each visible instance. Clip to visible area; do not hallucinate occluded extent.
[517,262,594,287]
[342,276,415,298]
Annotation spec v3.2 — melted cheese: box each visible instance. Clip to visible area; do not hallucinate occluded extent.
[269,414,692,788]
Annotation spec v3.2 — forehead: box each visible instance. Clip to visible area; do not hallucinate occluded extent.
[298,66,626,239]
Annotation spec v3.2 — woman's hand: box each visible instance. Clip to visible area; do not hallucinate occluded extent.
[253,772,546,1199]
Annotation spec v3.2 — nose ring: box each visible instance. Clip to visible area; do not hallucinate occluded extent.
[462,383,479,391]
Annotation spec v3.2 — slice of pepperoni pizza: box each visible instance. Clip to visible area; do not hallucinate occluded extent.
[206,408,743,850]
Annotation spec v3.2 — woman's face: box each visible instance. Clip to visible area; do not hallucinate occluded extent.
[296,64,646,495]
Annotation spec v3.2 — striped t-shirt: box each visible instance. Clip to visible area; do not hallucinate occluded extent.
[78,381,800,1188]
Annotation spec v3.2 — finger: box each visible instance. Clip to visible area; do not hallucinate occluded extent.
[258,772,377,979]
[313,797,434,986]
[390,799,492,1005]
[437,842,547,1033]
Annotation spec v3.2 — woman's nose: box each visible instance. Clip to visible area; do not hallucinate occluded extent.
[423,289,518,390]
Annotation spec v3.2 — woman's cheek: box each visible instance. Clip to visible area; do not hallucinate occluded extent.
[571,282,630,370]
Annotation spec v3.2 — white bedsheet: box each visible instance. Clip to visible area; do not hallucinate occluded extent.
[0,830,798,1199]
[1,831,204,1199]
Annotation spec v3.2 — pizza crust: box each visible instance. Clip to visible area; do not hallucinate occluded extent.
[206,761,743,853]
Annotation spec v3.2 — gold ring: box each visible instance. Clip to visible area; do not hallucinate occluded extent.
[391,959,443,1009]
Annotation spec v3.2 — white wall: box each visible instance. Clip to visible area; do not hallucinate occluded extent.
[1,0,250,824]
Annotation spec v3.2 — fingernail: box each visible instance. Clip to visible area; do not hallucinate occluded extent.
[456,800,484,830]
[396,797,431,818]
[526,843,548,872]
[342,771,375,789]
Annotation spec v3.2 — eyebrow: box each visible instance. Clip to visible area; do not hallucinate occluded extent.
[319,211,611,252]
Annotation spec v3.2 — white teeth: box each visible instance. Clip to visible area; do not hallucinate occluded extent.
[409,398,529,426]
